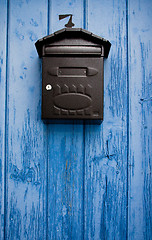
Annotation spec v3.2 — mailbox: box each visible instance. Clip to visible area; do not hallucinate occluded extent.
[35,28,111,123]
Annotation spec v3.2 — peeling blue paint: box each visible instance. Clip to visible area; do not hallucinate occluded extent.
[9,164,41,185]
[0,0,151,239]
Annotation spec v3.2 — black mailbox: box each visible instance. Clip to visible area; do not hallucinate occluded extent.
[35,28,111,123]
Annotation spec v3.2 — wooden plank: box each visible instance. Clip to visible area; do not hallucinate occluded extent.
[84,0,128,239]
[49,0,84,32]
[0,1,7,239]
[128,0,152,239]
[5,1,48,239]
[47,0,84,239]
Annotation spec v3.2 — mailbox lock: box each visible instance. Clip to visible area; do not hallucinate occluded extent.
[46,84,52,91]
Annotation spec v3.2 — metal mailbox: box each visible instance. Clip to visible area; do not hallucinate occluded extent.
[35,28,111,123]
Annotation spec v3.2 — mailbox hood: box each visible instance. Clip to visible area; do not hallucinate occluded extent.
[35,28,111,58]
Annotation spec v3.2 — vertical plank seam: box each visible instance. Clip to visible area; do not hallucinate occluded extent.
[82,119,86,239]
[126,0,129,239]
[82,122,85,240]
[83,0,88,239]
[46,108,49,240]
[47,0,50,35]
[83,0,88,29]
[46,1,51,239]
[4,0,9,239]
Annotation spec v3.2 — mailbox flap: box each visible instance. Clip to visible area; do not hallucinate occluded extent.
[35,28,111,58]
[44,46,102,56]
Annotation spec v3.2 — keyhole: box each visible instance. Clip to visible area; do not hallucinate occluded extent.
[46,84,52,90]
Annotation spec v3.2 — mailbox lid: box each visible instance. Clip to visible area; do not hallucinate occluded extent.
[44,45,102,56]
[35,28,111,58]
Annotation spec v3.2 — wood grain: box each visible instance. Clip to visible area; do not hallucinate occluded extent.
[0,0,151,239]
[5,1,48,239]
[84,0,128,239]
[128,0,152,239]
[47,1,85,239]
[0,1,7,239]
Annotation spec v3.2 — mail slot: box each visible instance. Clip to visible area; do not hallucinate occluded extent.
[35,28,111,123]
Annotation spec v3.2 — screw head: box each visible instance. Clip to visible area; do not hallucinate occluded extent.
[46,84,52,91]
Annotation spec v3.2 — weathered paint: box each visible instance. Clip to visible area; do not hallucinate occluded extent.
[0,0,151,240]
[0,1,7,239]
[128,1,152,240]
[4,1,48,239]
[85,0,128,239]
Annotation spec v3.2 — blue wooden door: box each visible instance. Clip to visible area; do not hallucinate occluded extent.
[0,0,151,239]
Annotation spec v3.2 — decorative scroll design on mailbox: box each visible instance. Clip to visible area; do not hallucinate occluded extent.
[35,28,111,123]
[53,84,92,116]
